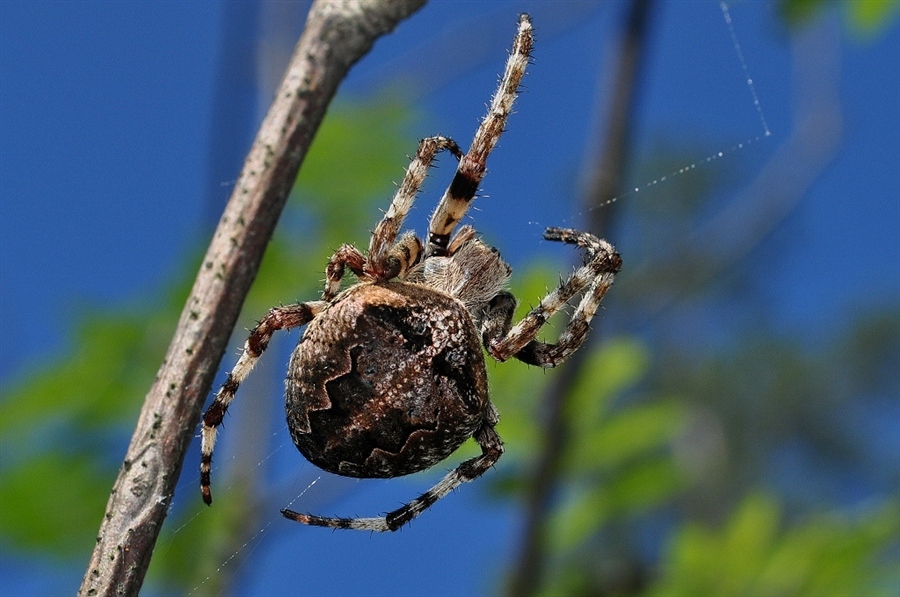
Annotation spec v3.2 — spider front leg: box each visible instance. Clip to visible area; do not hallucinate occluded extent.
[366,136,461,279]
[323,244,367,301]
[487,227,622,368]
[201,301,327,504]
[321,234,422,300]
[383,231,424,280]
[426,14,533,257]
[281,419,503,532]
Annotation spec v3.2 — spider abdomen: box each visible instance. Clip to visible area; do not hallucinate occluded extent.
[285,281,489,479]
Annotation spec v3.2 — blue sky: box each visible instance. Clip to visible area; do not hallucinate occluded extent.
[1,1,898,595]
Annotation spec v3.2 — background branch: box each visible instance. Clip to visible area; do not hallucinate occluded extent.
[507,0,656,594]
[507,6,847,596]
[78,1,426,594]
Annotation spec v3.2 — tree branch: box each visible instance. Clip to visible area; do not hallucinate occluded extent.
[78,1,426,595]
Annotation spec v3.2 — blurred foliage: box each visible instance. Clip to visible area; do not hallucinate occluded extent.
[649,493,900,597]
[489,316,686,556]
[2,88,898,597]
[780,0,900,36]
[504,138,900,593]
[0,308,174,556]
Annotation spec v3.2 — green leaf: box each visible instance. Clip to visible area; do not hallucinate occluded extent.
[0,453,113,555]
[0,310,167,442]
[564,336,650,430]
[605,456,684,512]
[650,494,900,597]
[294,98,422,243]
[846,0,900,35]
[780,0,830,26]
[717,494,780,595]
[547,458,683,552]
[547,485,612,551]
[780,0,900,36]
[565,400,684,473]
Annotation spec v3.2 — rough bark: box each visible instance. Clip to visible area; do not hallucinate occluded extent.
[78,1,426,595]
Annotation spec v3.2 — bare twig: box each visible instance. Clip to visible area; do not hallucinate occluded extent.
[506,1,656,595]
[78,1,425,595]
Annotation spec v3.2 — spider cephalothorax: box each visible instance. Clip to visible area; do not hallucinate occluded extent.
[200,13,621,532]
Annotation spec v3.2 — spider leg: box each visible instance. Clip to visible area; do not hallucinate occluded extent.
[480,290,517,348]
[426,14,533,257]
[486,227,621,368]
[323,244,367,301]
[366,136,462,279]
[323,234,422,300]
[383,231,424,280]
[200,301,327,505]
[446,224,476,255]
[281,419,504,532]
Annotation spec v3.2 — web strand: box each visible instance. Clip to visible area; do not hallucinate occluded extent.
[186,476,322,596]
[721,1,771,137]
[582,136,768,217]
[571,3,771,220]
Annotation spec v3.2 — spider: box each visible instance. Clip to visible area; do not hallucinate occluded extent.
[199,13,621,532]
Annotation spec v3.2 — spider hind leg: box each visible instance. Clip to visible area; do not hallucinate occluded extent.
[281,422,503,532]
[200,301,326,505]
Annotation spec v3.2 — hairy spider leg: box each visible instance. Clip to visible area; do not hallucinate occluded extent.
[200,301,328,505]
[281,418,503,531]
[384,231,424,279]
[323,244,368,301]
[485,228,621,368]
[325,134,461,299]
[446,224,476,255]
[324,235,423,301]
[365,136,462,280]
[426,13,534,257]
